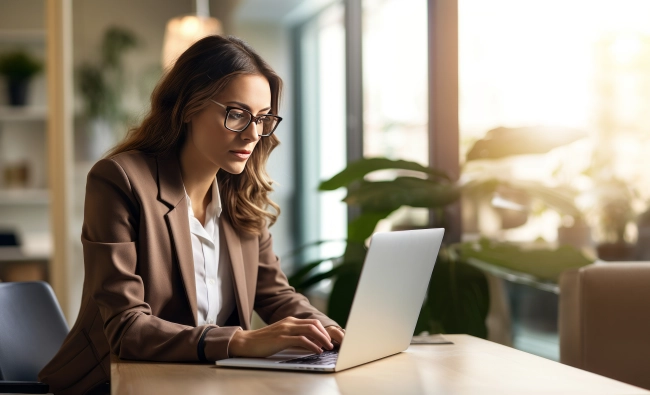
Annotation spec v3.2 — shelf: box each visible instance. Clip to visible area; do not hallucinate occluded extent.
[0,232,52,261]
[0,246,50,262]
[0,106,47,121]
[0,188,49,205]
[0,29,46,44]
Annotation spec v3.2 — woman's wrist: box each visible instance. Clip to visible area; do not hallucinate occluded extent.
[202,326,243,361]
[198,326,217,362]
[227,328,246,357]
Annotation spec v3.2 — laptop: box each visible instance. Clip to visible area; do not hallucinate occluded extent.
[216,228,445,372]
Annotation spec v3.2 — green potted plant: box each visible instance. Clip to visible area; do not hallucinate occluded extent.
[289,158,486,336]
[288,157,593,339]
[0,50,43,106]
[77,26,138,159]
[592,178,637,261]
[462,126,591,248]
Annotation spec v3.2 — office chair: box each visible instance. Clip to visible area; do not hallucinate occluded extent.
[0,281,69,394]
[560,262,650,390]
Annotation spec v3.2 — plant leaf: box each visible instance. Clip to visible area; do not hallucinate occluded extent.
[508,180,581,218]
[460,178,581,218]
[282,239,347,260]
[453,239,592,282]
[427,252,490,338]
[288,257,340,290]
[344,177,460,212]
[102,26,139,68]
[459,177,500,198]
[320,157,450,191]
[347,211,395,243]
[326,262,363,326]
[294,266,344,292]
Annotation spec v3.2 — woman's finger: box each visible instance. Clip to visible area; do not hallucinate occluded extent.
[326,326,345,344]
[308,319,330,340]
[290,324,333,349]
[287,318,330,340]
[285,335,322,354]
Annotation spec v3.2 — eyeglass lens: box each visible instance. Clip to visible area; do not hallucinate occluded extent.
[226,108,278,135]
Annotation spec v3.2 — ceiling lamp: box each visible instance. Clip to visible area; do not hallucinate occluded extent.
[161,0,222,70]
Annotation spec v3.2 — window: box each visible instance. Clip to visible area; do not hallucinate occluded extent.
[460,0,650,249]
[294,3,347,263]
[459,0,650,361]
[362,0,428,164]
[362,0,429,231]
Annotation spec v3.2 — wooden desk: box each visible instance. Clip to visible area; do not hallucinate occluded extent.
[111,335,650,394]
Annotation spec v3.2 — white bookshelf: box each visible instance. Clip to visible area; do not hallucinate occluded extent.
[0,105,47,121]
[0,29,50,265]
[0,188,49,205]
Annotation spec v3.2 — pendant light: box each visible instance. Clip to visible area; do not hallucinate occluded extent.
[161,0,222,70]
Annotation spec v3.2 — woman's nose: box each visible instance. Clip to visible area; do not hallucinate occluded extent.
[241,121,261,142]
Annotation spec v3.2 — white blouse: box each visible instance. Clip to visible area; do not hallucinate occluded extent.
[185,177,235,326]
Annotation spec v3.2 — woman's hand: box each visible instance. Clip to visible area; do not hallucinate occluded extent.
[228,317,335,358]
[325,326,345,347]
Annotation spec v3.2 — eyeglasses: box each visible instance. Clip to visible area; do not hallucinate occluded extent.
[211,100,282,137]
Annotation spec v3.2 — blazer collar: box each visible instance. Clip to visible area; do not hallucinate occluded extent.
[156,150,186,209]
[156,151,198,325]
[221,218,252,329]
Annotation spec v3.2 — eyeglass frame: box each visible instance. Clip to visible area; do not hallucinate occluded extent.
[210,100,282,137]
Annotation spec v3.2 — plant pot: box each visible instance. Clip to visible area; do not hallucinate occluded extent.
[557,221,592,250]
[87,118,117,160]
[596,242,636,261]
[7,79,29,106]
[636,225,650,260]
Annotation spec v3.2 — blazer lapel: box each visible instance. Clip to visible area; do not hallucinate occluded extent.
[157,153,198,326]
[221,218,252,329]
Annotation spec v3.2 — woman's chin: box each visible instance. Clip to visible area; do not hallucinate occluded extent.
[221,162,247,175]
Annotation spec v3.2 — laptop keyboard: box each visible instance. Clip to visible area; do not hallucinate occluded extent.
[278,350,339,365]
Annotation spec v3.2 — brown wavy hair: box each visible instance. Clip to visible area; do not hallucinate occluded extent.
[108,35,281,235]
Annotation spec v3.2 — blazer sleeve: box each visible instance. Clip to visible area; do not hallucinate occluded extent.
[82,158,239,362]
[253,226,340,328]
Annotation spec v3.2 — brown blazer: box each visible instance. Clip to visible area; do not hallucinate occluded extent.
[38,150,338,395]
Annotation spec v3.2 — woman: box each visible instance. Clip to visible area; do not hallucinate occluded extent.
[39,35,344,395]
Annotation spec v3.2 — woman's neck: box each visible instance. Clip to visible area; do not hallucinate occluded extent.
[179,136,219,220]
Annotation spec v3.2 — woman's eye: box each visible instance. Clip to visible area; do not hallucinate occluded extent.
[229,112,245,120]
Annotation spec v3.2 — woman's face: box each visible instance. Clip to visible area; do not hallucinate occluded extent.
[186,73,272,175]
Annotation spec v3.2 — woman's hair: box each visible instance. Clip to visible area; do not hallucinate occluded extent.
[108,35,281,235]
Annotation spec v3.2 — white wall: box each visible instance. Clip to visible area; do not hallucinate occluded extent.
[0,0,44,28]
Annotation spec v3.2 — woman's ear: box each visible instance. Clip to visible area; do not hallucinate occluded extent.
[183,108,196,124]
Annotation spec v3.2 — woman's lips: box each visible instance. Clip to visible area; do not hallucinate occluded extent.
[230,150,251,160]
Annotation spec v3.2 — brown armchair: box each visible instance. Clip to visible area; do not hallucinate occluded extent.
[559,262,650,390]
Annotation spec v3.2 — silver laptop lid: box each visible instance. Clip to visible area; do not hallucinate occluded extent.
[335,228,444,371]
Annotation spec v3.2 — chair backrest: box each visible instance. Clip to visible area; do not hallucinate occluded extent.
[0,281,69,381]
[559,262,650,390]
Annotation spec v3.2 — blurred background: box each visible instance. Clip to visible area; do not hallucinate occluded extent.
[1,0,650,362]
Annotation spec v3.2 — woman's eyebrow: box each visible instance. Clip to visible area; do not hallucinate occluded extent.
[226,101,272,113]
